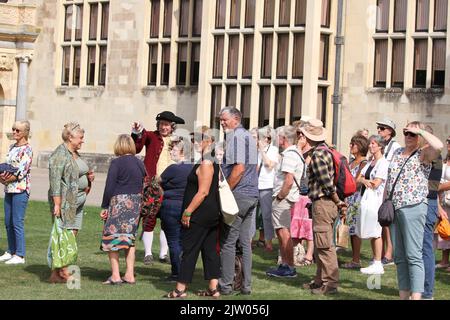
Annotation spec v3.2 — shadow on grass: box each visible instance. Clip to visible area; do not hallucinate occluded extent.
[24,264,50,283]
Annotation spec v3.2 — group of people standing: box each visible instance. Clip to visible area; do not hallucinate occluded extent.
[0,110,449,301]
[341,119,447,300]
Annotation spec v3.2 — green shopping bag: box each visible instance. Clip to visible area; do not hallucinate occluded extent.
[47,218,78,269]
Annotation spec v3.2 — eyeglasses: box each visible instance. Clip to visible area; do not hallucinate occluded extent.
[377,126,387,131]
[403,130,418,138]
[12,128,21,133]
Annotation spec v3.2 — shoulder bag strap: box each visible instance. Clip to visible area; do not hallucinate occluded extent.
[387,149,418,200]
[285,149,306,191]
[258,146,271,177]
[384,140,394,159]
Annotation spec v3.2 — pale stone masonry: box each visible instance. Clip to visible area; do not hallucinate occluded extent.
[0,0,449,170]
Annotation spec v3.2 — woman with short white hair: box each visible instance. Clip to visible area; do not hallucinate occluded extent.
[0,121,33,265]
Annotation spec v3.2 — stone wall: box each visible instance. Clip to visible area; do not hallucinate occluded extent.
[27,0,198,166]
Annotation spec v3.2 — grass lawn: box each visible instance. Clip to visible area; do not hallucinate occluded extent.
[0,200,449,300]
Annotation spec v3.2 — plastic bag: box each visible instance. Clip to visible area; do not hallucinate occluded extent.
[357,188,383,239]
[47,218,78,269]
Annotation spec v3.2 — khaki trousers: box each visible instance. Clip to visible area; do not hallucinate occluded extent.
[312,197,339,288]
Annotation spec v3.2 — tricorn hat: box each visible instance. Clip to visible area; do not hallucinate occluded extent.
[156,111,185,124]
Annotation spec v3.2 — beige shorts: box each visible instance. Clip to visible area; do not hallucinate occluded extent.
[271,198,294,230]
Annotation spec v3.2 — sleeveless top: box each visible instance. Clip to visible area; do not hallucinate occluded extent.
[182,160,220,228]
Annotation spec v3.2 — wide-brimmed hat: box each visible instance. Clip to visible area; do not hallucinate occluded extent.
[299,119,328,142]
[156,111,185,124]
[376,118,396,137]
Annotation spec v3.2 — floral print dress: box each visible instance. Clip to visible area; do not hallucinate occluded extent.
[346,160,366,236]
[101,194,142,252]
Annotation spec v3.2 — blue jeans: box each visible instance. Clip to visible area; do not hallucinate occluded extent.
[160,200,183,277]
[422,199,438,298]
[4,192,29,257]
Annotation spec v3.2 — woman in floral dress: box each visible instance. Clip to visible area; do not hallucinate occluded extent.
[100,134,146,285]
[341,134,369,269]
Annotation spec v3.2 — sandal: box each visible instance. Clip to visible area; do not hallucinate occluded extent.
[341,261,361,269]
[166,288,187,299]
[121,277,136,285]
[197,287,220,298]
[102,276,123,285]
[435,263,449,269]
[296,257,314,267]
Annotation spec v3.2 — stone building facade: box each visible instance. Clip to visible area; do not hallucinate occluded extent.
[0,0,449,170]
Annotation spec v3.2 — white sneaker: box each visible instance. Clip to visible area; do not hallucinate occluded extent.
[360,263,384,275]
[0,252,12,262]
[4,255,25,265]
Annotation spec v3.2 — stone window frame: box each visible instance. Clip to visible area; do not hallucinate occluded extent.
[372,0,448,90]
[145,0,202,88]
[59,0,109,88]
[209,0,332,129]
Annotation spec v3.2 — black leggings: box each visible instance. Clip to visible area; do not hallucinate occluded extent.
[178,222,220,284]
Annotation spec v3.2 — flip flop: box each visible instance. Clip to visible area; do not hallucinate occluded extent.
[121,278,136,285]
[102,276,123,285]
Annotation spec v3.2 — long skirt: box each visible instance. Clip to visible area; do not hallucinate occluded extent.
[101,194,142,252]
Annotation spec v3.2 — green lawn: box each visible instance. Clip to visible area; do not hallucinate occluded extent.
[0,200,449,300]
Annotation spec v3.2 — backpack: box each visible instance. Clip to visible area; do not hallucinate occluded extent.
[316,145,356,200]
[285,149,308,195]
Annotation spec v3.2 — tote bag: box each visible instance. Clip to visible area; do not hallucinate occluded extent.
[218,166,239,226]
[357,188,382,239]
[47,218,78,269]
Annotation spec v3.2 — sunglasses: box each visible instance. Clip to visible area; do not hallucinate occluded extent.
[12,128,21,133]
[377,126,386,131]
[403,130,418,138]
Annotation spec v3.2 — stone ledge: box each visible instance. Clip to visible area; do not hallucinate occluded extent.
[366,87,403,94]
[55,86,105,98]
[37,151,144,173]
[141,85,198,96]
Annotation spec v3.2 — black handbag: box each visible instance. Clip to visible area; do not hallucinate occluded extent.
[378,150,418,227]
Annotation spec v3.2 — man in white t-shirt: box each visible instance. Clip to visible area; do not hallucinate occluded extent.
[375,118,401,267]
[266,126,305,278]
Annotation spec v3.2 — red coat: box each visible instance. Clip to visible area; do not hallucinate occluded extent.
[131,129,164,178]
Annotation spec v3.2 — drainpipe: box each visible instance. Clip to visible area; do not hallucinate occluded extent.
[332,0,344,146]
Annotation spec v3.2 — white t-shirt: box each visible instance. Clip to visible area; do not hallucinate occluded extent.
[384,139,402,162]
[360,157,390,198]
[273,145,305,203]
[258,145,279,190]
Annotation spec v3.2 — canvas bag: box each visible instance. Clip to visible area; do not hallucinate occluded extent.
[218,165,239,225]
[378,150,418,227]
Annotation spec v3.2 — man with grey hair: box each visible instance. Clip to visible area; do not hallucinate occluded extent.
[266,126,305,278]
[218,106,258,295]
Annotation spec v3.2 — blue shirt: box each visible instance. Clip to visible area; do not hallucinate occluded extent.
[160,162,193,202]
[222,125,258,198]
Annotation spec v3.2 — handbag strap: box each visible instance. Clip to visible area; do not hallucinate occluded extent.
[284,149,306,193]
[257,145,271,177]
[387,149,419,200]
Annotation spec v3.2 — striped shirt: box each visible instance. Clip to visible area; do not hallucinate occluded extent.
[307,143,336,201]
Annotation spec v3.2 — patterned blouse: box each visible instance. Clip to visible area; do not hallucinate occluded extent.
[4,143,33,194]
[386,148,431,210]
[48,144,79,227]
